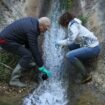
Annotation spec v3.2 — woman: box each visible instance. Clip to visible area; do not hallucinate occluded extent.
[57,12,100,84]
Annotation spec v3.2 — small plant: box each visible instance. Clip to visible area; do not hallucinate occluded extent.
[66,0,73,10]
[78,15,88,25]
[60,0,73,10]
[0,16,4,21]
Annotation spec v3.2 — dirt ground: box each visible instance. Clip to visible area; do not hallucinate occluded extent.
[0,69,40,105]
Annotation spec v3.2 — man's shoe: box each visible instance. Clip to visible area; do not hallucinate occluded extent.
[9,64,27,88]
[9,80,27,87]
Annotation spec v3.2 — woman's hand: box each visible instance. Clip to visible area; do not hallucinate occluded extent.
[55,40,67,48]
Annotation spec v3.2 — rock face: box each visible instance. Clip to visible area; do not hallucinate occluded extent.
[23,0,42,17]
[0,0,51,29]
[79,0,105,94]
[23,0,51,17]
[0,0,25,30]
[68,0,105,104]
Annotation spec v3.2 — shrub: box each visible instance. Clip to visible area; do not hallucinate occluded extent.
[60,0,73,10]
[78,15,88,26]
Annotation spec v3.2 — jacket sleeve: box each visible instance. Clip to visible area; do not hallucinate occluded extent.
[27,31,43,67]
[59,23,79,46]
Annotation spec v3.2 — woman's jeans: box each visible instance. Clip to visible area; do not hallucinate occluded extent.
[66,43,101,63]
[66,43,100,78]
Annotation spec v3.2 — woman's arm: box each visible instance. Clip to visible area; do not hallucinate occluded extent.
[57,23,79,46]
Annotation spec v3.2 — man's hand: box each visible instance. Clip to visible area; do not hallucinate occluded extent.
[38,66,52,77]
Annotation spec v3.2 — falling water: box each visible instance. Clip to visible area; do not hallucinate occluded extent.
[23,0,69,105]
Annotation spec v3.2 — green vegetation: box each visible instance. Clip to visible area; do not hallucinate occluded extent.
[0,16,4,21]
[66,0,73,10]
[0,50,19,82]
[78,15,88,25]
[60,0,73,10]
[0,15,6,25]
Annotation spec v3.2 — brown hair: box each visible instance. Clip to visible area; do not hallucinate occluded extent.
[59,12,75,27]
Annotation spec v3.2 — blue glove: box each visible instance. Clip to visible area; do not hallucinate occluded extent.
[38,66,52,77]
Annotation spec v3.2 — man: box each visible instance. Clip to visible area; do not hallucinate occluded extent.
[0,17,52,87]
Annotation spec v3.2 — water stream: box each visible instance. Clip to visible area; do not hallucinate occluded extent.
[23,0,69,105]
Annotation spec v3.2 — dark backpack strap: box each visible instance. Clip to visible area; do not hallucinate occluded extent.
[70,20,77,27]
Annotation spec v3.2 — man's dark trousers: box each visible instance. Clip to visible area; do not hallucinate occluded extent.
[1,42,32,68]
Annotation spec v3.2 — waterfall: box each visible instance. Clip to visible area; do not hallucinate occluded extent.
[23,0,69,105]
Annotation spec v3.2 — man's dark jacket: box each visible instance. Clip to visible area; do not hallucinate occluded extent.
[0,17,43,67]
